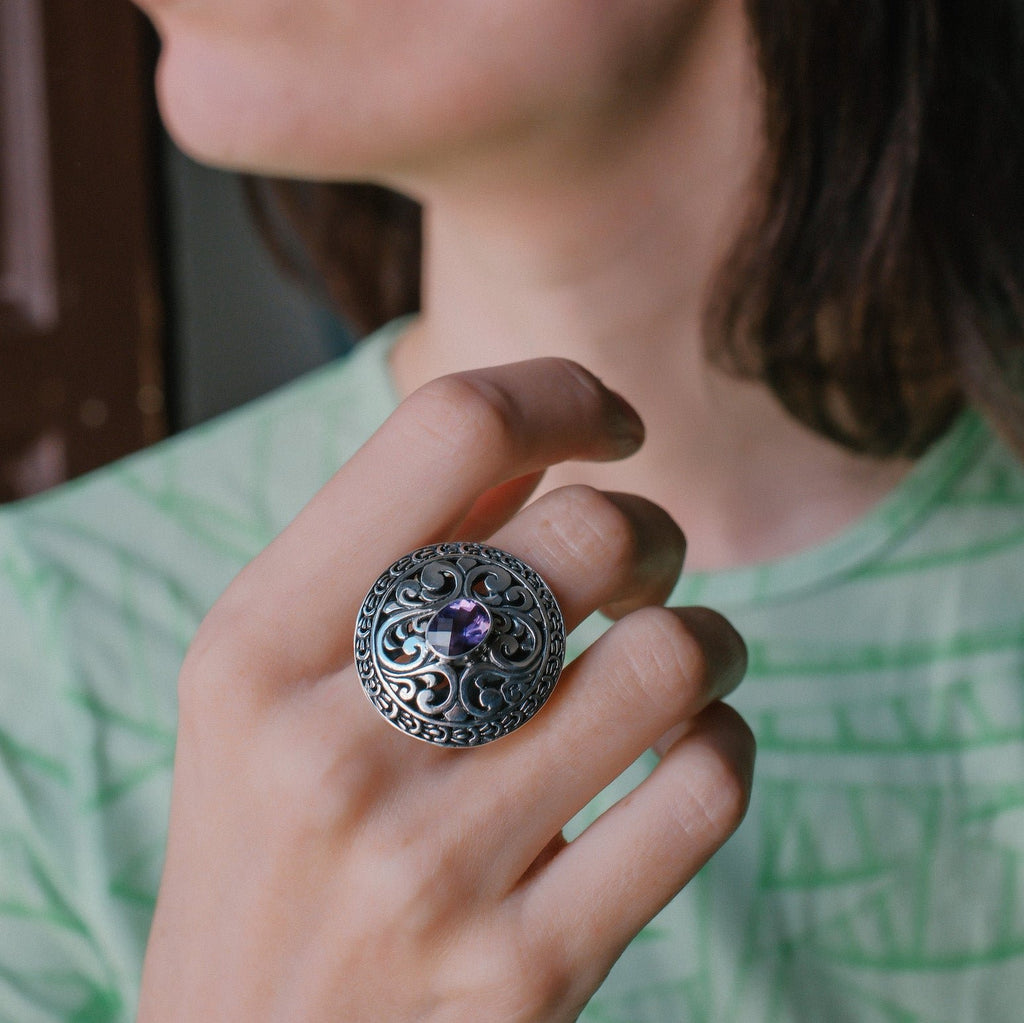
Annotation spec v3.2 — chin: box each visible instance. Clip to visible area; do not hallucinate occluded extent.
[155,51,368,180]
[154,38,292,174]
[154,44,236,165]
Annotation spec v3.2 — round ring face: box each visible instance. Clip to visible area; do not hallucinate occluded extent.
[354,543,566,748]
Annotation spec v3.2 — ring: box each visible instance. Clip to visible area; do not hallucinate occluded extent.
[354,542,566,748]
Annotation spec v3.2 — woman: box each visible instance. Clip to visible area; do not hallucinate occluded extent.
[2,0,1022,1019]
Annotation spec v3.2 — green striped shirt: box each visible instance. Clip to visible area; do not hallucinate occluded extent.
[1,320,1022,1021]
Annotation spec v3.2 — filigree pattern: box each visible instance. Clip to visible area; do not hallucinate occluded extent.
[354,543,565,747]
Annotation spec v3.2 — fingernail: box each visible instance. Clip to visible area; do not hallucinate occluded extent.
[607,389,645,450]
[672,606,748,699]
[560,361,645,452]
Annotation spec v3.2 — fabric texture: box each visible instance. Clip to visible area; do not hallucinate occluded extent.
[1,319,1022,1021]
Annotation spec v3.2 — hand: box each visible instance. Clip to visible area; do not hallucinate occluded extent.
[138,359,753,1022]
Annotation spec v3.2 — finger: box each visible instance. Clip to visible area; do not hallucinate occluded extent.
[518,702,754,994]
[522,831,568,882]
[458,471,545,541]
[487,487,685,632]
[196,361,644,685]
[271,487,684,777]
[460,604,747,880]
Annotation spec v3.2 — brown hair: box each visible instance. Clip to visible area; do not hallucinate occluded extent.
[248,0,1024,457]
[244,178,421,338]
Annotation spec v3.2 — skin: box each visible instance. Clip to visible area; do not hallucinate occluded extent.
[132,0,906,1016]
[138,364,752,1019]
[147,0,911,570]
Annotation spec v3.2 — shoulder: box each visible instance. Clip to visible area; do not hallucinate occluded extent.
[884,411,1024,601]
[7,320,402,618]
[0,319,403,763]
[0,320,402,1019]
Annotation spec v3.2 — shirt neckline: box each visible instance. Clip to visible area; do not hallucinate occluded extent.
[360,318,990,613]
[671,410,989,612]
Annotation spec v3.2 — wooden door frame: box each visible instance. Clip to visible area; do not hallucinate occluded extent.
[0,0,165,500]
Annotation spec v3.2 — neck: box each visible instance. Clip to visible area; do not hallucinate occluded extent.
[390,0,912,572]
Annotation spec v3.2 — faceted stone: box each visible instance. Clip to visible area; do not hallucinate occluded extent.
[426,598,491,658]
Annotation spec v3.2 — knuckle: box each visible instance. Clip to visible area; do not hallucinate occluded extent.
[514,949,574,1015]
[619,605,711,713]
[250,691,384,838]
[368,831,487,955]
[176,592,270,729]
[472,932,574,1019]
[262,745,354,840]
[176,620,235,724]
[545,485,639,575]
[410,373,523,465]
[399,834,471,917]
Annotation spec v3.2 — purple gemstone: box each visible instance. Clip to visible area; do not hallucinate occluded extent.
[426,598,491,658]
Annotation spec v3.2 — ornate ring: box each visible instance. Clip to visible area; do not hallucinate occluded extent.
[354,542,565,748]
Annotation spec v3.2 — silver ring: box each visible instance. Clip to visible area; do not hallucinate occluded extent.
[354,542,565,748]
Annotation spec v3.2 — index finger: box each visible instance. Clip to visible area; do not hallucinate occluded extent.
[200,358,644,684]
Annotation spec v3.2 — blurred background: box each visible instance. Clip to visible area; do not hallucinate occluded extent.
[0,0,343,503]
